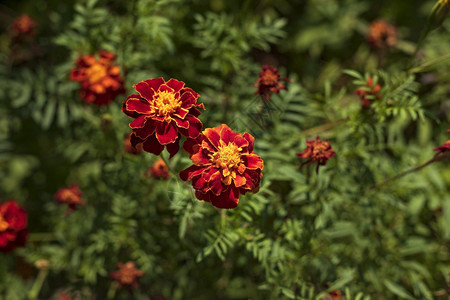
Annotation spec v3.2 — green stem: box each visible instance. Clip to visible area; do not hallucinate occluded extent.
[365,157,436,193]
[28,268,49,300]
[409,53,450,74]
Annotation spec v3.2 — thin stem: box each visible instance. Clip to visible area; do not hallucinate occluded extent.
[28,268,49,300]
[365,157,436,193]
[409,53,450,74]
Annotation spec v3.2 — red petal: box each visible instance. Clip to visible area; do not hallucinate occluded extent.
[143,77,165,92]
[195,190,210,202]
[219,124,235,145]
[233,174,246,187]
[183,137,202,156]
[233,134,249,149]
[181,87,200,100]
[174,117,189,129]
[180,165,205,181]
[192,175,207,190]
[243,132,255,153]
[166,139,180,158]
[156,122,178,145]
[166,78,185,93]
[203,127,221,148]
[174,107,189,119]
[129,115,148,129]
[134,120,156,139]
[242,154,264,170]
[209,172,224,195]
[180,93,196,109]
[210,186,239,209]
[125,97,151,115]
[141,134,164,155]
[134,81,156,100]
[191,148,211,165]
[185,116,203,138]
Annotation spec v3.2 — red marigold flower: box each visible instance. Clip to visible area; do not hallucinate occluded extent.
[0,200,28,253]
[434,140,450,152]
[354,76,382,108]
[122,77,205,158]
[54,185,85,216]
[367,19,397,49]
[255,65,289,101]
[70,50,125,106]
[322,290,343,300]
[10,15,37,37]
[297,136,336,173]
[146,158,170,180]
[180,124,264,209]
[110,262,144,292]
[124,133,143,155]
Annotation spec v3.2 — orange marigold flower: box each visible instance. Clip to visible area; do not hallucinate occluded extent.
[147,158,170,180]
[54,185,85,216]
[297,136,336,173]
[124,133,143,155]
[110,262,144,292]
[0,200,28,253]
[70,50,125,106]
[10,15,37,37]
[180,124,264,209]
[122,77,205,158]
[367,19,397,49]
[255,65,289,101]
[354,76,382,108]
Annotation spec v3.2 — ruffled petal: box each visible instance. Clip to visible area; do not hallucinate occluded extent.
[174,117,189,129]
[233,174,247,187]
[242,154,264,170]
[210,186,239,209]
[203,127,221,148]
[180,165,205,181]
[156,122,178,145]
[134,81,156,100]
[243,132,255,153]
[143,77,165,92]
[124,97,151,115]
[166,139,180,158]
[185,115,203,138]
[141,134,164,155]
[129,115,148,129]
[134,120,156,139]
[166,78,185,93]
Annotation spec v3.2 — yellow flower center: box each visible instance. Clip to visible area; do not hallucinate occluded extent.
[85,63,108,84]
[210,142,242,185]
[0,214,9,232]
[153,91,181,119]
[261,69,278,85]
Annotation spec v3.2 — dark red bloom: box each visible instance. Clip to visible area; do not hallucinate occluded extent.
[10,15,37,37]
[147,158,169,180]
[297,136,336,173]
[54,185,85,215]
[354,76,382,108]
[367,19,397,49]
[70,50,125,106]
[110,262,144,292]
[0,200,28,253]
[180,124,264,209]
[122,77,205,158]
[434,130,450,153]
[255,65,289,101]
[124,133,143,155]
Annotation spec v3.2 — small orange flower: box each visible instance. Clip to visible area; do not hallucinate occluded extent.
[255,65,289,101]
[110,262,144,292]
[367,19,397,49]
[180,124,264,209]
[70,50,125,106]
[10,15,37,37]
[354,76,382,108]
[124,133,143,155]
[0,200,28,253]
[54,185,85,215]
[147,158,170,180]
[297,136,336,173]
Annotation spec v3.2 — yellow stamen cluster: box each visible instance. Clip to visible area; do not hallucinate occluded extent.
[152,91,181,120]
[85,63,108,84]
[0,214,9,232]
[210,142,242,185]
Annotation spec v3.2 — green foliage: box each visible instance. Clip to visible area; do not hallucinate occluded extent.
[0,0,449,299]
